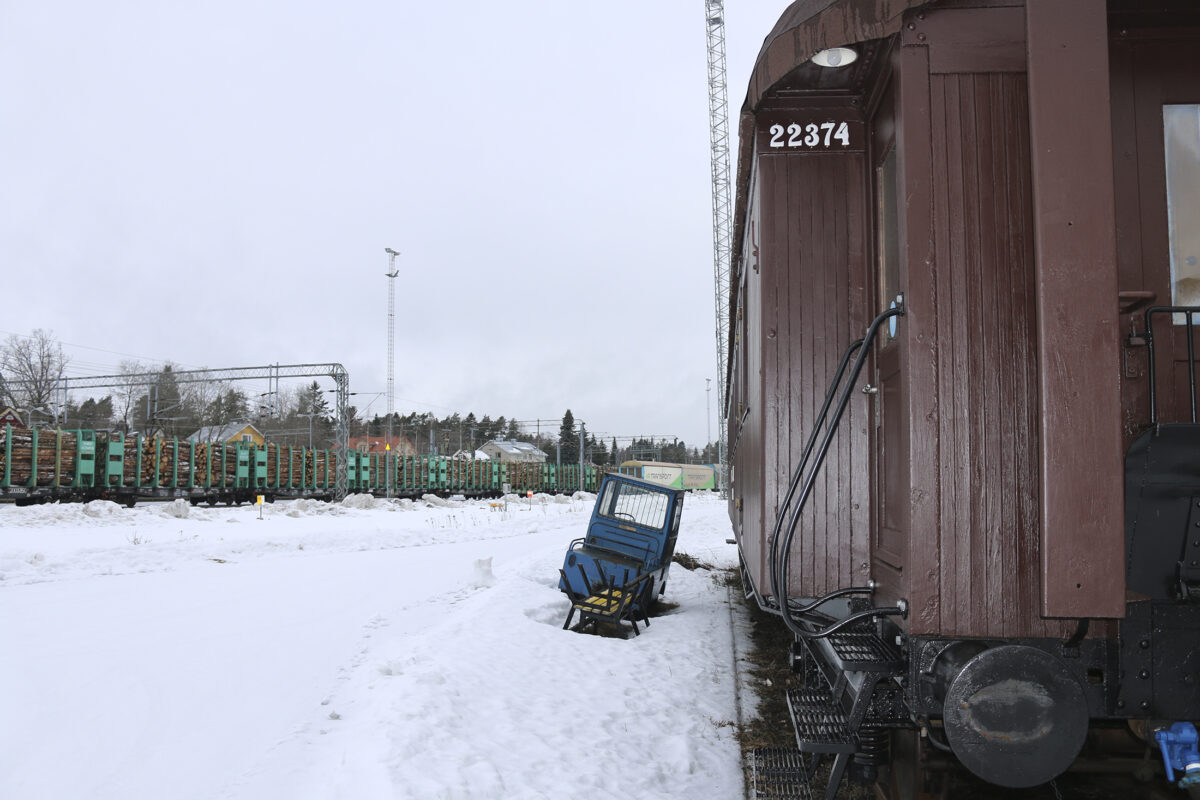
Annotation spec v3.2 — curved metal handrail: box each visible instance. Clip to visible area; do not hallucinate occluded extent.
[774,303,907,640]
[1144,305,1200,424]
[766,338,864,607]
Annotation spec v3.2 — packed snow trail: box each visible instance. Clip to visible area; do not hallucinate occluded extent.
[0,493,745,799]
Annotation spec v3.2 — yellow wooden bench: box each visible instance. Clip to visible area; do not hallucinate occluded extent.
[559,566,653,637]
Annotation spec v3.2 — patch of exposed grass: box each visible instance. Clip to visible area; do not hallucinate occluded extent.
[715,567,743,589]
[732,576,803,753]
[673,552,717,571]
[730,577,875,798]
[646,599,679,617]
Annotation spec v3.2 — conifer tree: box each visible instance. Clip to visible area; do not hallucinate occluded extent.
[558,409,579,463]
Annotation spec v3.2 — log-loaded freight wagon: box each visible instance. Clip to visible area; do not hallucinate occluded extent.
[725,1,1200,797]
[0,425,606,505]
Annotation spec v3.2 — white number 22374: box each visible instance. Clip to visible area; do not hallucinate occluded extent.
[768,122,851,149]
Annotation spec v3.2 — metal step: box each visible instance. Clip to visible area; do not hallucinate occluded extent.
[863,680,913,729]
[786,687,856,754]
[826,627,903,672]
[751,748,814,800]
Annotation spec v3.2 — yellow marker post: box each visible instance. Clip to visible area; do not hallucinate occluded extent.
[257,494,264,520]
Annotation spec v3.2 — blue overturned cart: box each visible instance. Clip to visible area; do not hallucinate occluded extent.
[558,473,684,636]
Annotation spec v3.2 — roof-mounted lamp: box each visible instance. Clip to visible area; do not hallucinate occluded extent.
[811,47,858,68]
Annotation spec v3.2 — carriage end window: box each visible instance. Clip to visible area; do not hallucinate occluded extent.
[1166,104,1200,318]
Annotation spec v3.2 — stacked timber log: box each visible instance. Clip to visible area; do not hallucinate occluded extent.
[0,426,11,481]
[139,438,155,485]
[136,437,186,487]
[192,442,239,487]
[180,441,195,486]
[57,432,79,485]
[449,458,487,489]
[0,427,79,486]
[192,442,208,486]
[264,446,335,489]
[410,455,422,489]
[473,459,487,487]
[398,455,411,489]
[410,456,423,489]
[127,436,191,487]
[288,449,303,488]
[265,445,305,489]
[215,443,238,487]
[508,462,529,490]
[416,456,426,488]
[151,440,192,487]
[276,446,292,488]
[121,437,139,485]
[271,445,285,487]
[310,450,331,487]
[264,444,279,486]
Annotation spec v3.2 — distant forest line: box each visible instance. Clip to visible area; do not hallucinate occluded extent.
[1,329,719,465]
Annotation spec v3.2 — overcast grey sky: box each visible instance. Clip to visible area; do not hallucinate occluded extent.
[0,1,787,449]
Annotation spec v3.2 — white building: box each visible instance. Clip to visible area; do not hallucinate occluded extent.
[478,439,547,463]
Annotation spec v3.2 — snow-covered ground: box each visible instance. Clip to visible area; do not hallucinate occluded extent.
[0,491,749,799]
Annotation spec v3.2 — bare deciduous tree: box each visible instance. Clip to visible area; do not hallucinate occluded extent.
[1,329,69,415]
[114,360,146,433]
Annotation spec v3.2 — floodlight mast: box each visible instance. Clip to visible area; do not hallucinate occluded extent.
[385,247,400,499]
[705,0,731,495]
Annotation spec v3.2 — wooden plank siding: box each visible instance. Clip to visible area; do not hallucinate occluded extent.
[893,6,1077,638]
[733,163,767,595]
[1026,0,1125,618]
[926,72,1044,637]
[729,0,1197,639]
[739,103,872,602]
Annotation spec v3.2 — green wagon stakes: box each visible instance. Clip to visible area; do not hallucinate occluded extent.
[2,424,612,505]
[0,425,96,504]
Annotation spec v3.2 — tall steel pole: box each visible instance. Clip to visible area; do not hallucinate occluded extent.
[705,0,731,496]
[706,377,712,454]
[385,247,400,499]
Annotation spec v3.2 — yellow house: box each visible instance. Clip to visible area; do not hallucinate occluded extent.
[186,422,266,447]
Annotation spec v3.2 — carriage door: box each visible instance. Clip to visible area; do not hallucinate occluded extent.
[871,79,907,576]
[1113,35,1200,425]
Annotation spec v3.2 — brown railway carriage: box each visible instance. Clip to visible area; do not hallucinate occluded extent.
[727,0,1200,795]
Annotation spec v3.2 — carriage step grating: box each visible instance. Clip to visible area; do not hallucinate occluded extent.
[752,748,814,800]
[786,688,857,754]
[865,681,915,728]
[827,629,903,671]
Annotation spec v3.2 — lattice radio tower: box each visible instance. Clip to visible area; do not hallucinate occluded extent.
[705,0,731,494]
